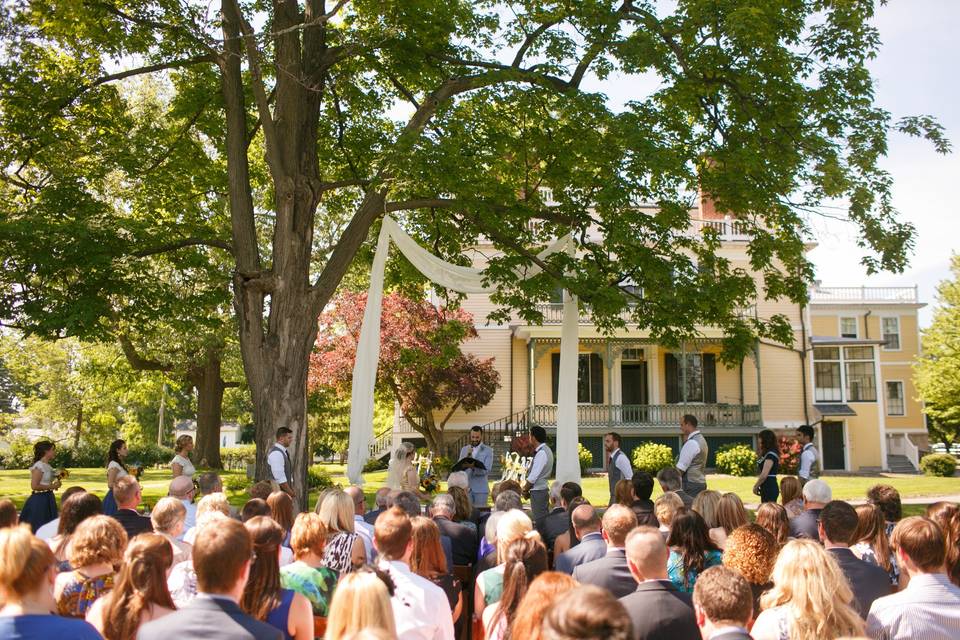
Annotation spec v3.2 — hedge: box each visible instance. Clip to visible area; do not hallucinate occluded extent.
[0,438,174,470]
[631,443,675,474]
[920,453,957,477]
[578,443,593,475]
[715,443,758,477]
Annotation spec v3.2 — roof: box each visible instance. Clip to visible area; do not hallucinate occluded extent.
[814,403,858,417]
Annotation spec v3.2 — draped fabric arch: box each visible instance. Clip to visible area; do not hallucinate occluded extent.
[345,216,582,486]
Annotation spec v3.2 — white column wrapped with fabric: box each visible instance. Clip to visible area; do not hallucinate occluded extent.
[554,288,582,484]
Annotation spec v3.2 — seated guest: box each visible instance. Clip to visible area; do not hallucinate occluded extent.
[926,501,960,586]
[779,476,803,519]
[151,496,192,564]
[389,490,423,517]
[168,475,198,531]
[483,534,548,640]
[692,491,724,548]
[657,467,694,508]
[667,508,723,593]
[509,572,578,640]
[722,524,777,616]
[0,525,101,639]
[55,515,127,617]
[317,489,366,574]
[374,507,455,640]
[344,485,375,563]
[0,498,16,528]
[619,526,699,640]
[655,492,684,539]
[49,491,102,570]
[788,479,831,541]
[551,495,587,562]
[714,494,749,549]
[241,516,313,640]
[111,476,153,539]
[474,511,503,578]
[479,487,524,539]
[85,533,175,638]
[242,498,272,522]
[280,513,338,616]
[35,486,86,540]
[474,509,533,623]
[555,503,607,574]
[448,486,478,532]
[752,539,864,640]
[139,517,284,640]
[430,493,477,566]
[818,500,892,619]
[410,516,463,622]
[614,479,634,507]
[364,487,392,525]
[184,492,232,543]
[866,484,902,538]
[852,503,899,586]
[326,567,397,640]
[537,481,568,549]
[692,566,755,640]
[249,480,275,501]
[629,472,659,528]
[573,504,639,598]
[198,471,240,519]
[167,511,231,607]
[866,516,960,639]
[542,584,633,640]
[754,502,789,548]
[267,491,295,547]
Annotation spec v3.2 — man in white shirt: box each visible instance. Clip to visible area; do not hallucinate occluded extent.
[796,424,821,484]
[523,425,554,523]
[169,475,198,533]
[866,516,960,640]
[375,506,455,640]
[267,427,295,499]
[676,414,708,497]
[345,484,375,562]
[604,431,634,505]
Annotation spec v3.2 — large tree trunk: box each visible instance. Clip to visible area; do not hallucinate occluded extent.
[191,355,227,469]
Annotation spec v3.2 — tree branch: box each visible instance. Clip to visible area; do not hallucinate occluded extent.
[318,177,371,193]
[117,333,173,372]
[133,237,233,258]
[512,19,562,68]
[145,96,213,174]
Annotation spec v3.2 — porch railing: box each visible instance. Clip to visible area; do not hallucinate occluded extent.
[530,403,762,427]
[810,286,918,303]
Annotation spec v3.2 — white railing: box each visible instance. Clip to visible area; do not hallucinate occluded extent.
[904,435,920,471]
[810,286,918,303]
[690,217,752,241]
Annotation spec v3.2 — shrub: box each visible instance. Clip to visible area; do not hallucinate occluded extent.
[224,474,252,493]
[578,443,593,474]
[221,444,257,470]
[778,436,802,475]
[363,457,388,473]
[0,439,174,470]
[307,465,335,490]
[632,443,675,474]
[920,453,957,477]
[715,443,757,477]
[127,444,176,468]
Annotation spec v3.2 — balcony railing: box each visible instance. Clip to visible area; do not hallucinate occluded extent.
[530,403,762,427]
[810,286,918,303]
[694,218,751,240]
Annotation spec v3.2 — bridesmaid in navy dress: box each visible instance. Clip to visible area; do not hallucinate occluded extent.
[102,439,129,516]
[19,441,61,532]
[753,429,781,504]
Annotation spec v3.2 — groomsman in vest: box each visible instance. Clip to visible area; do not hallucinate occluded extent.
[676,415,708,498]
[523,425,554,523]
[605,432,634,505]
[796,424,821,485]
[458,426,494,506]
[267,427,295,499]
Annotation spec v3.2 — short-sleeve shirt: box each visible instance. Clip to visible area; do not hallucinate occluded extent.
[171,454,196,478]
[30,461,54,484]
[107,460,128,480]
[280,561,338,616]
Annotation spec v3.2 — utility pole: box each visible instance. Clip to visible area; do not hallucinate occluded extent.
[157,382,167,447]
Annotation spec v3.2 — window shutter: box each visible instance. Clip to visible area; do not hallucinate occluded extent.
[703,353,717,403]
[590,353,604,404]
[551,353,560,404]
[665,353,679,404]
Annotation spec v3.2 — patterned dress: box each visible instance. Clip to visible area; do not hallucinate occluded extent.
[279,561,338,616]
[667,549,723,593]
[322,532,360,574]
[56,571,115,617]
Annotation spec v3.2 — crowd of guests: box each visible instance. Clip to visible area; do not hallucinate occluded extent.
[3,453,960,640]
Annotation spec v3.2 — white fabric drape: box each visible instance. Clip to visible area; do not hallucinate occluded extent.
[346,216,579,484]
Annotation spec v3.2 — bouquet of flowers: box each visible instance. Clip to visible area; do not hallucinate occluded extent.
[416,450,439,493]
[130,462,144,480]
[420,473,440,494]
[55,468,70,481]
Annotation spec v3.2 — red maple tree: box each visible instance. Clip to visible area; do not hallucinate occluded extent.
[309,291,501,452]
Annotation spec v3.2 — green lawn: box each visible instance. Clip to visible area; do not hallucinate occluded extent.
[2,466,958,512]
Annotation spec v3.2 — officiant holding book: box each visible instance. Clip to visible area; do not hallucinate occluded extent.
[457,425,493,506]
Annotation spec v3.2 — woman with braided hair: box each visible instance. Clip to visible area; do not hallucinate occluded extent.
[85,533,175,640]
[482,531,548,640]
[241,516,313,640]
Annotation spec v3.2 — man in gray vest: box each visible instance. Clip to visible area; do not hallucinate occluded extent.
[523,425,554,522]
[267,427,295,499]
[676,414,708,497]
[605,431,634,505]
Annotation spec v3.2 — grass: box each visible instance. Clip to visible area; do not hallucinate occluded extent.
[2,465,958,511]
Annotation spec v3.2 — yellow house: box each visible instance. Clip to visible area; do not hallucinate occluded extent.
[387,202,926,474]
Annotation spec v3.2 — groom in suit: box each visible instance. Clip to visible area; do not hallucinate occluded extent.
[458,426,494,506]
[692,566,755,640]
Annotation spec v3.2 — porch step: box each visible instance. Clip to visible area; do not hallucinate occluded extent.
[886,454,917,474]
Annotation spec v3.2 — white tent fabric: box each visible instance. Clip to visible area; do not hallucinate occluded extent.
[346,216,582,485]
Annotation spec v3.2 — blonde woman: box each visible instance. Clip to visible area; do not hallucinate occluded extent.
[170,435,196,479]
[182,492,230,545]
[752,539,864,640]
[316,489,365,574]
[654,492,684,539]
[326,568,397,640]
[474,509,534,623]
[692,489,724,547]
[150,497,192,565]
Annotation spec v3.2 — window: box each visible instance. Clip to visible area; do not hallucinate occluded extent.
[882,317,901,350]
[813,347,842,402]
[551,352,603,404]
[840,317,858,339]
[665,353,716,403]
[844,346,877,402]
[622,348,644,361]
[549,286,564,304]
[886,381,905,416]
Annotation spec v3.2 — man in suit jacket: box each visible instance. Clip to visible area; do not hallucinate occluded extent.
[538,481,581,550]
[692,566,755,640]
[819,500,892,618]
[789,479,831,541]
[555,503,607,574]
[458,426,494,506]
[111,476,153,539]
[138,518,281,640]
[573,504,638,598]
[629,472,660,528]
[619,526,699,640]
[430,494,477,566]
[364,487,392,525]
[656,467,694,508]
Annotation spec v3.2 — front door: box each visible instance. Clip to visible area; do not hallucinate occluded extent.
[822,421,846,470]
[621,362,648,423]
